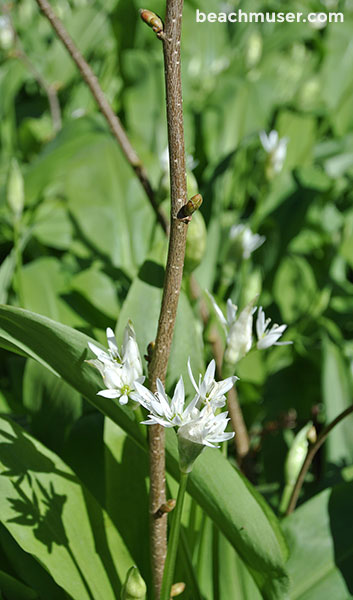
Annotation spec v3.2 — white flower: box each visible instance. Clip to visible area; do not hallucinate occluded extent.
[178,403,234,448]
[256,307,292,350]
[229,224,266,259]
[132,375,235,472]
[208,293,257,365]
[132,377,199,428]
[87,322,144,405]
[259,130,289,174]
[187,358,238,409]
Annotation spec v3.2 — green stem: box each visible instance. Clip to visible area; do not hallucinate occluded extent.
[13,219,24,307]
[160,471,188,600]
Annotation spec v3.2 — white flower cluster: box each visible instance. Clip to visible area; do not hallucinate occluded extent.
[87,322,144,406]
[88,328,237,470]
[208,294,292,366]
[259,130,289,175]
[131,359,237,472]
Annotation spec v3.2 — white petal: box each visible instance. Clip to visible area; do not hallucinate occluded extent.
[187,358,199,394]
[97,389,121,398]
[206,291,227,328]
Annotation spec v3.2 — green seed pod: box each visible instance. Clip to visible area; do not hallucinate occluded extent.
[184,210,207,273]
[7,159,24,220]
[139,9,163,34]
[121,566,146,600]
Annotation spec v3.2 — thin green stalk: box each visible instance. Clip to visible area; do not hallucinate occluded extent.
[160,471,188,600]
[13,220,24,307]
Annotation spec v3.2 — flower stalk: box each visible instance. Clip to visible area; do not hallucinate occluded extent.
[159,471,188,600]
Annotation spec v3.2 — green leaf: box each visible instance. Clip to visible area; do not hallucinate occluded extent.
[0,416,133,600]
[25,118,155,275]
[0,524,67,600]
[23,360,82,454]
[165,429,289,600]
[0,306,289,598]
[20,257,86,327]
[71,267,120,321]
[283,481,353,599]
[103,418,151,584]
[273,255,317,322]
[0,570,38,600]
[322,336,353,465]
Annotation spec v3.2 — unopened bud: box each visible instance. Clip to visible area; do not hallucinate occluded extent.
[284,422,313,486]
[139,9,163,34]
[121,566,146,600]
[178,193,203,220]
[160,499,176,513]
[171,582,186,597]
[7,159,24,220]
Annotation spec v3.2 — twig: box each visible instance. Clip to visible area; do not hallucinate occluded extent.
[147,1,188,596]
[34,0,169,235]
[285,404,353,515]
[5,7,61,133]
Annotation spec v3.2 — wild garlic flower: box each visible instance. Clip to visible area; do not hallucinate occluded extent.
[131,367,235,472]
[209,293,257,366]
[187,358,238,409]
[132,377,199,427]
[229,224,266,259]
[87,322,144,405]
[256,307,292,350]
[259,130,289,174]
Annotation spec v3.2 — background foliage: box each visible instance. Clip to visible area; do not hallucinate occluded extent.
[0,0,353,598]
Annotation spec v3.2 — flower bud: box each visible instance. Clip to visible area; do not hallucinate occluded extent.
[121,566,146,600]
[139,9,163,34]
[284,422,314,486]
[171,582,186,597]
[7,159,25,220]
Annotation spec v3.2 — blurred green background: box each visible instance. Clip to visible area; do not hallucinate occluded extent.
[1,0,353,576]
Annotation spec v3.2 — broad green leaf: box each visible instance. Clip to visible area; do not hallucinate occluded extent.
[32,199,73,250]
[0,524,67,600]
[71,267,120,321]
[23,360,82,454]
[322,336,353,465]
[20,257,86,327]
[273,255,317,323]
[103,418,151,584]
[25,118,155,275]
[283,482,353,599]
[0,416,133,600]
[0,306,289,598]
[0,570,37,600]
[276,111,316,169]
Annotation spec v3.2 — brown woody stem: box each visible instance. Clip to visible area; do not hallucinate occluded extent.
[34,0,169,235]
[285,404,353,515]
[147,0,188,597]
